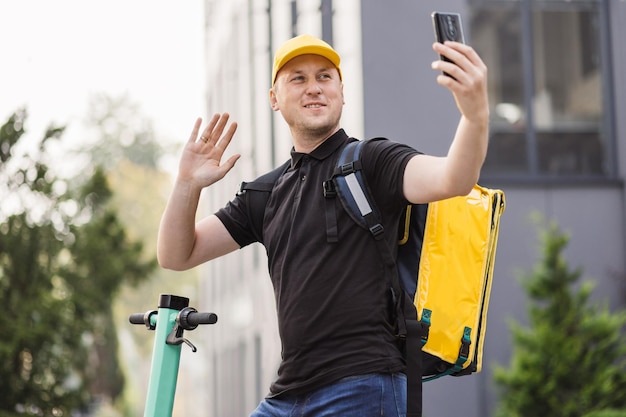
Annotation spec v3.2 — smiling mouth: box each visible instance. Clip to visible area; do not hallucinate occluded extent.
[304,104,324,108]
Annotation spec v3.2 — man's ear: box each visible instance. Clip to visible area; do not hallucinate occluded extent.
[269,88,279,111]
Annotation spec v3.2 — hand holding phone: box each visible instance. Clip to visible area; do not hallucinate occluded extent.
[432,12,465,77]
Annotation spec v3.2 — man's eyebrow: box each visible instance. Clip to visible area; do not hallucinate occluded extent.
[283,66,335,79]
[284,69,304,77]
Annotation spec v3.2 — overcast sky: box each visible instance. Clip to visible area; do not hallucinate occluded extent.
[0,0,205,155]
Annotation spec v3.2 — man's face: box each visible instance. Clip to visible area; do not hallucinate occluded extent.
[270,54,344,139]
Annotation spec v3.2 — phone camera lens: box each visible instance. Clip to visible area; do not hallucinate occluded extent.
[446,16,457,39]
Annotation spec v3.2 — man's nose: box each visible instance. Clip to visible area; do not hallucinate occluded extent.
[305,80,322,94]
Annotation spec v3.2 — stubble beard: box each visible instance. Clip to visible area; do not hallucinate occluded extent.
[292,111,342,142]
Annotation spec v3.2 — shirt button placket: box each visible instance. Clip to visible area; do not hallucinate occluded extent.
[301,156,309,182]
[293,156,308,205]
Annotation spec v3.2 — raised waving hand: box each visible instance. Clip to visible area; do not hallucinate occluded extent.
[178,113,240,188]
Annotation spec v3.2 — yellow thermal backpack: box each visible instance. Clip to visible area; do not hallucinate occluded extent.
[400,184,505,380]
[328,138,505,415]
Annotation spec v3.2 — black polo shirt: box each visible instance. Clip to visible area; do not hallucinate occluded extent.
[215,129,419,397]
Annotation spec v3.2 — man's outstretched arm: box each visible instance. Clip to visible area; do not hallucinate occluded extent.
[157,113,241,271]
[404,41,489,204]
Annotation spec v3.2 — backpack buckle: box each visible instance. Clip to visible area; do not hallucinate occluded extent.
[237,181,248,196]
[340,162,355,175]
[369,223,384,239]
[323,180,336,198]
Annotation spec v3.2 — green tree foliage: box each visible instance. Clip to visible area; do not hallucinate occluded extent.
[0,109,156,416]
[494,222,626,417]
[584,411,626,417]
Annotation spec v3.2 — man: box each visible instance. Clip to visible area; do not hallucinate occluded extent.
[158,34,488,416]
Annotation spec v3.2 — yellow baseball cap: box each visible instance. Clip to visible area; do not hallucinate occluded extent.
[272,34,342,86]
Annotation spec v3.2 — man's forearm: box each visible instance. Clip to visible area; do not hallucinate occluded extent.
[445,115,489,193]
[157,179,203,269]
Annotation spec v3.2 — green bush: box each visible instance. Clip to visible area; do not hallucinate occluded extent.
[583,410,626,417]
[494,222,626,417]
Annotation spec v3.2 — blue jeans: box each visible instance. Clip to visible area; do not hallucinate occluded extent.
[249,373,406,417]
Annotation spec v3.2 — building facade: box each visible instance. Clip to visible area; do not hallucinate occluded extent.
[197,1,626,416]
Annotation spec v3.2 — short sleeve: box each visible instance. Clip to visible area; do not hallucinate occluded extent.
[360,138,420,214]
[215,192,261,248]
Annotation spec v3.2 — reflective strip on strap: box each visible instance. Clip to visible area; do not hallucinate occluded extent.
[345,173,372,216]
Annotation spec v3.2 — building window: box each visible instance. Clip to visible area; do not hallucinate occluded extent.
[470,0,613,179]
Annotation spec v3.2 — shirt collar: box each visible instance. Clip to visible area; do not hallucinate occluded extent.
[290,129,349,169]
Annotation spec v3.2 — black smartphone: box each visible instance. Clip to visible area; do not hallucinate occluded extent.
[431,12,465,76]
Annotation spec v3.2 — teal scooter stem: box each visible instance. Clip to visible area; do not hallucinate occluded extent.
[130,294,217,417]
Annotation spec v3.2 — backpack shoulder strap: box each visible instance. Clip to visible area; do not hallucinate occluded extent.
[330,138,392,265]
[237,159,291,243]
[239,159,291,193]
[333,141,378,229]
[330,138,423,416]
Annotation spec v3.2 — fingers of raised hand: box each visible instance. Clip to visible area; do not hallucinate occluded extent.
[198,113,238,149]
[432,42,487,89]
